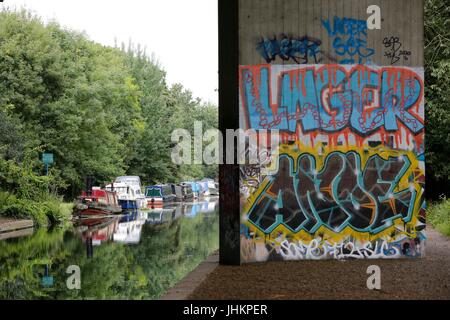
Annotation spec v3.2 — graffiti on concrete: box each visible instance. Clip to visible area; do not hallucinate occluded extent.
[322,16,375,64]
[245,146,423,235]
[240,230,425,262]
[256,35,325,64]
[383,36,412,65]
[240,64,424,150]
[277,236,423,260]
[239,64,425,262]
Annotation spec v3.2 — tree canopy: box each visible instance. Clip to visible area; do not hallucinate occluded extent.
[425,0,450,197]
[0,9,218,202]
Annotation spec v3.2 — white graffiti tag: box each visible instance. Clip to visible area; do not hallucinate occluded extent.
[279,239,401,260]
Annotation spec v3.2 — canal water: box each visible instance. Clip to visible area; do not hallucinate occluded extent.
[0,198,219,299]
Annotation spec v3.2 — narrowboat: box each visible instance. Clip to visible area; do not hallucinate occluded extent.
[198,180,210,196]
[75,187,122,215]
[202,178,219,196]
[181,183,194,200]
[145,184,176,207]
[169,183,183,202]
[170,183,194,201]
[182,181,201,199]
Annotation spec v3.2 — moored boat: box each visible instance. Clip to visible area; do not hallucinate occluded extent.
[202,178,219,196]
[181,183,194,201]
[182,181,201,199]
[105,182,138,210]
[198,180,210,196]
[75,187,122,216]
[114,176,146,208]
[170,183,195,201]
[145,184,176,207]
[169,183,183,202]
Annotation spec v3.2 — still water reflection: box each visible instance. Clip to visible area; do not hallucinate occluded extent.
[0,198,218,299]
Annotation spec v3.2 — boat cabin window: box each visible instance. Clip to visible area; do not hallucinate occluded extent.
[106,186,129,193]
[146,187,162,197]
[162,185,172,195]
[183,186,193,195]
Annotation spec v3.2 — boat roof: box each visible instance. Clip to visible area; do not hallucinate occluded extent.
[105,182,129,188]
[82,189,112,197]
[115,176,141,183]
[145,184,170,189]
[116,176,140,179]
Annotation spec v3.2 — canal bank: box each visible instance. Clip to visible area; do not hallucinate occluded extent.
[161,252,219,300]
[185,228,450,300]
[0,218,34,241]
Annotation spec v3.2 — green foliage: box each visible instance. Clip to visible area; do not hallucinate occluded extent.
[0,208,219,300]
[0,227,68,299]
[0,9,218,221]
[121,46,218,184]
[427,197,450,236]
[0,107,24,160]
[425,0,450,183]
[127,213,219,299]
[0,150,71,226]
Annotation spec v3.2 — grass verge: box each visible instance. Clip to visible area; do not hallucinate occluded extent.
[428,198,450,236]
[0,191,73,227]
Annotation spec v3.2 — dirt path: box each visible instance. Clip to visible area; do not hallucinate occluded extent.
[189,228,450,299]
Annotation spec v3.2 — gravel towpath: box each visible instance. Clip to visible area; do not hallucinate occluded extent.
[189,228,450,299]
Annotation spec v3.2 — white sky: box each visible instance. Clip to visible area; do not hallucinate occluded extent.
[3,0,218,104]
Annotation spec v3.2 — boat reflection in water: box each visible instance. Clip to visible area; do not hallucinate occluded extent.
[113,211,147,244]
[73,197,219,258]
[74,216,120,258]
[146,197,218,223]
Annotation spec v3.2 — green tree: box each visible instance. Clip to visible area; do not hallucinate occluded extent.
[0,9,218,220]
[425,0,450,192]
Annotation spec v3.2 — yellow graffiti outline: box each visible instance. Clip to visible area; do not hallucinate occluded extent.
[242,141,424,244]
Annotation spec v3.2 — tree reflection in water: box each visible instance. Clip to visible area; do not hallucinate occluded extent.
[0,199,219,299]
